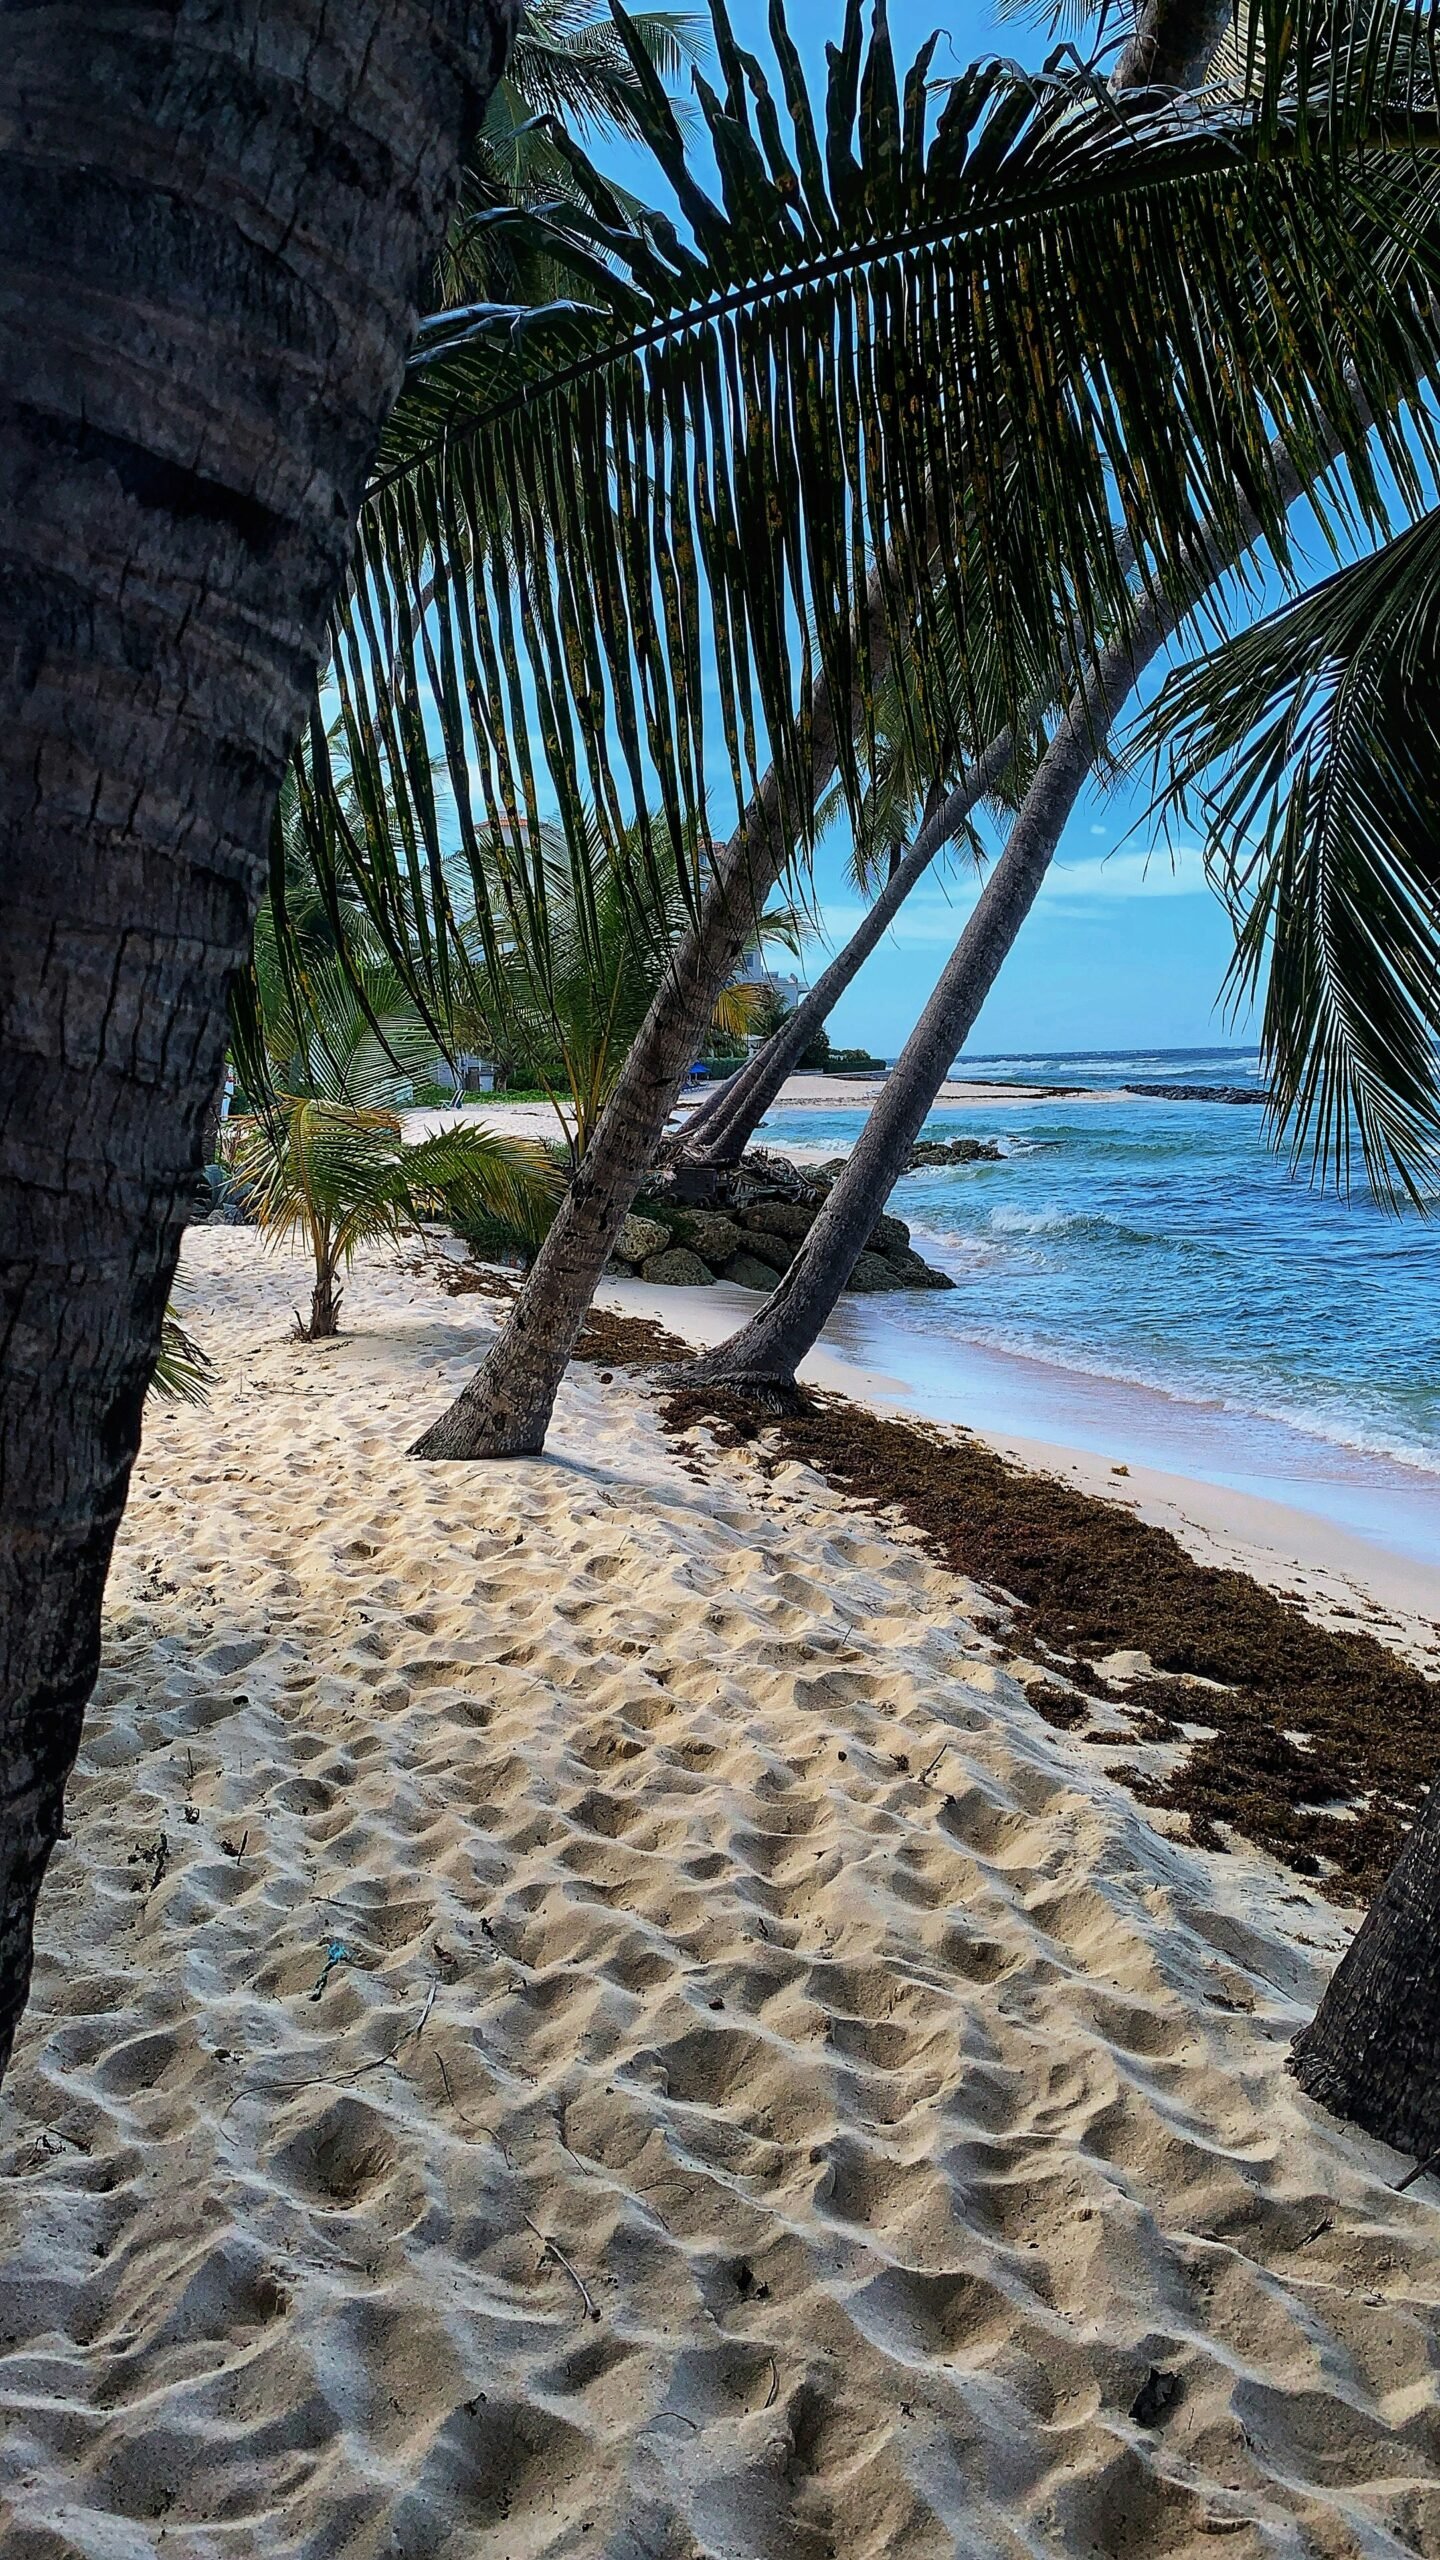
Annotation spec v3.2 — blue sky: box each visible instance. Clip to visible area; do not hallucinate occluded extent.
[580,3,1394,1060]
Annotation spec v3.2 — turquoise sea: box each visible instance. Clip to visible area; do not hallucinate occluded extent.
[759,1048,1440,1568]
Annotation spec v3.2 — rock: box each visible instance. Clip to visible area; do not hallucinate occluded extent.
[721,1252,781,1292]
[1127,1083,1265,1105]
[740,1201,815,1241]
[738,1228,795,1272]
[888,1248,955,1290]
[844,1251,905,1292]
[866,1211,910,1256]
[614,1213,671,1264]
[669,1209,746,1263]
[905,1136,1002,1170]
[641,1248,714,1288]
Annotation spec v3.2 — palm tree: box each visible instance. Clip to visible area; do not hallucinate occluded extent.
[672,758,1018,1175]
[682,569,1204,1392]
[0,0,522,2082]
[320,1,1440,1459]
[1125,504,1440,2162]
[434,5,706,305]
[680,366,1370,1393]
[450,814,798,1156]
[233,953,557,1337]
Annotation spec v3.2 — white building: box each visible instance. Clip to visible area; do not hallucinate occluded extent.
[729,944,808,1013]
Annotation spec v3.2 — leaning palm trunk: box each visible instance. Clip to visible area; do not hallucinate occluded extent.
[681,439,1322,1394]
[410,697,850,1456]
[675,749,1017,1171]
[404,0,1400,1463]
[680,618,1179,1391]
[0,0,518,2080]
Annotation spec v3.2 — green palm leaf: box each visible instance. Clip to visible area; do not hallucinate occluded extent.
[150,1295,215,1406]
[1147,504,1440,1206]
[233,1099,560,1335]
[317,0,1440,1043]
[435,5,708,306]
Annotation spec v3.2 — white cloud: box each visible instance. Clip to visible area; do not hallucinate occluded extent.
[1039,842,1207,903]
[811,840,1207,954]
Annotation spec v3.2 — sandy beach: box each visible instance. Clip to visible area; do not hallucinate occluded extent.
[596,1269,1440,1662]
[407,1071,1119,1152]
[4,1229,1440,2558]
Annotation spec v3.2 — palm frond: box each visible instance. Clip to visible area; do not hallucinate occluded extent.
[150,1295,215,1406]
[234,1102,560,1266]
[433,4,708,305]
[396,1123,562,1245]
[1146,504,1440,1205]
[315,0,1440,1043]
[505,4,708,136]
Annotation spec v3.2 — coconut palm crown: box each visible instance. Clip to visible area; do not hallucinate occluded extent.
[297,0,1440,1184]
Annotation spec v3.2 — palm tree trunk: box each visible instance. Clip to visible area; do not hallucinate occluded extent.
[1290,1790,1440,2160]
[409,703,850,1456]
[406,0,1234,1466]
[675,736,1018,1172]
[0,0,518,2079]
[1114,0,1235,89]
[680,609,1180,1392]
[305,1253,345,1342]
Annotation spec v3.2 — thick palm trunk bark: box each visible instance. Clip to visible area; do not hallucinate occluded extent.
[1115,0,1234,90]
[678,730,1021,1171]
[1290,1744,1440,2160]
[681,615,1175,1392]
[304,1259,344,1342]
[0,0,518,2078]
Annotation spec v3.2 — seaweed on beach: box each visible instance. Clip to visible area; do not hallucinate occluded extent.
[570,1308,692,1369]
[650,1378,1439,1902]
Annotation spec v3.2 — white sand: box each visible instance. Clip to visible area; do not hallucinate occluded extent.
[403,1070,1117,1149]
[599,1270,1440,1664]
[3,1231,1440,2558]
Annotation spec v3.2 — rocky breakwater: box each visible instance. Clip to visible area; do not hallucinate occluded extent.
[607,1150,956,1294]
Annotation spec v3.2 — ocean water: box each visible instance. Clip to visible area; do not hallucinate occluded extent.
[759,1047,1440,1566]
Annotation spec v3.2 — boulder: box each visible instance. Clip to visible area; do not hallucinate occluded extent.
[905,1136,1002,1169]
[670,1209,746,1264]
[614,1212,671,1264]
[641,1248,714,1288]
[888,1248,955,1290]
[738,1228,795,1272]
[721,1252,781,1293]
[740,1201,815,1242]
[844,1251,905,1292]
[866,1212,910,1256]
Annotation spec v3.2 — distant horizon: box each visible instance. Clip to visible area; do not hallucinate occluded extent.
[948,1042,1257,1063]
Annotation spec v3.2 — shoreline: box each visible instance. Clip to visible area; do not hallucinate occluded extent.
[403,1087,1440,1631]
[405,1066,1171,1148]
[590,1261,1440,1660]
